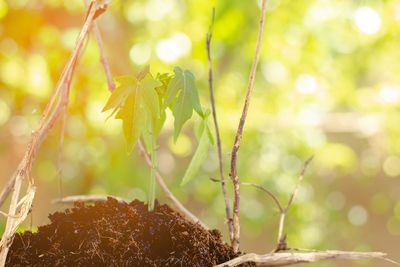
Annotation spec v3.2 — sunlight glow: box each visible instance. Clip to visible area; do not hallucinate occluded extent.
[156,33,191,63]
[129,43,151,65]
[295,74,318,95]
[145,0,174,21]
[262,60,288,84]
[379,86,399,104]
[354,7,381,35]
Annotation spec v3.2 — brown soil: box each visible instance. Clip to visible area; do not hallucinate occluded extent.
[6,198,252,266]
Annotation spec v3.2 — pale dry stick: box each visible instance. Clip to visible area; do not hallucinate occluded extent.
[137,141,208,229]
[52,194,129,204]
[214,250,395,267]
[0,182,36,266]
[206,8,233,241]
[55,30,89,198]
[0,2,111,265]
[57,107,67,197]
[0,1,110,209]
[275,156,313,250]
[230,0,268,252]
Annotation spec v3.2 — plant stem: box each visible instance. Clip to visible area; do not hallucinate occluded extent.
[206,8,234,242]
[137,140,208,228]
[148,129,157,211]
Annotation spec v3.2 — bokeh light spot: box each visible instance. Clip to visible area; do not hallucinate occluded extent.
[379,86,399,104]
[295,74,318,95]
[168,134,192,157]
[348,205,368,226]
[383,155,400,177]
[261,60,288,84]
[156,33,191,63]
[129,43,151,65]
[354,7,381,35]
[145,0,174,21]
[0,99,11,126]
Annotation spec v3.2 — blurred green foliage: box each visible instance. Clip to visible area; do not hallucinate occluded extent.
[0,0,400,266]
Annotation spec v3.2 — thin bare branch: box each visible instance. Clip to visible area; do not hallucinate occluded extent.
[84,0,115,93]
[240,182,283,213]
[52,194,129,204]
[210,178,283,213]
[57,107,67,197]
[214,250,394,267]
[284,156,314,213]
[275,156,313,248]
[137,140,208,230]
[206,8,233,242]
[230,0,268,252]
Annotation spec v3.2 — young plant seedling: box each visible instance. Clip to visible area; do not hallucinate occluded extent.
[102,65,213,210]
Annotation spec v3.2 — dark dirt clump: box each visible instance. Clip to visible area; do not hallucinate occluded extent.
[6,198,252,266]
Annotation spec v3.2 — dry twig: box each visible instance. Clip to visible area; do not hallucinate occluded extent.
[0,2,112,265]
[206,8,233,241]
[214,250,394,267]
[274,156,313,251]
[230,0,268,252]
[52,194,129,204]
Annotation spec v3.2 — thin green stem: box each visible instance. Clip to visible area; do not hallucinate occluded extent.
[148,128,157,211]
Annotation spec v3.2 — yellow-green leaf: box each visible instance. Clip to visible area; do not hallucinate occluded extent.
[115,93,145,153]
[102,76,138,112]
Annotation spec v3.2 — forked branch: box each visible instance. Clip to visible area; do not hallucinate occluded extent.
[274,156,313,251]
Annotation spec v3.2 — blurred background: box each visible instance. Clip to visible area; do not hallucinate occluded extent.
[0,0,399,266]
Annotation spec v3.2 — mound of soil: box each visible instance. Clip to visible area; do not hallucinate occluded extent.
[6,198,251,266]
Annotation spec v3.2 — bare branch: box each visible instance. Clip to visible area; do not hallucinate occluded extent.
[137,141,208,229]
[210,178,283,213]
[84,0,116,93]
[230,0,268,252]
[284,156,314,213]
[0,184,36,266]
[214,250,394,267]
[0,2,111,265]
[206,8,233,242]
[275,156,313,249]
[52,194,129,204]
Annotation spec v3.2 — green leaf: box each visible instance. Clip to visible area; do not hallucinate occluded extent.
[180,124,211,186]
[194,109,214,145]
[163,67,203,141]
